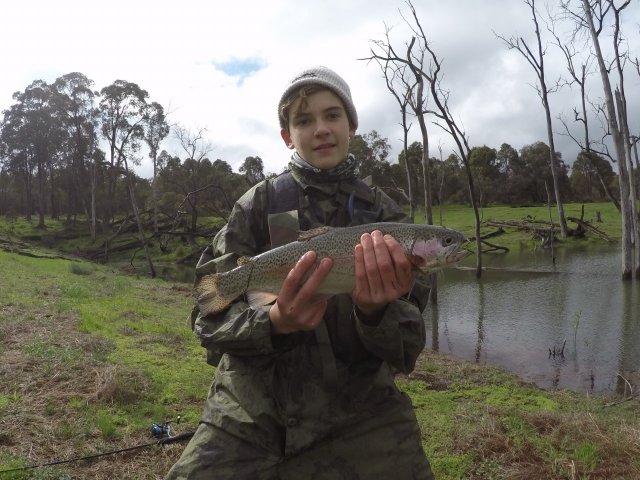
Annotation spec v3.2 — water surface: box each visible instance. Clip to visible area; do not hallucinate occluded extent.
[428,246,640,394]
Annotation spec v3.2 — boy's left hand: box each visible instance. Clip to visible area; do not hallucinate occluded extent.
[352,230,414,322]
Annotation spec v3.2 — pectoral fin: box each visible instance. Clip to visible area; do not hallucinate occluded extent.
[247,291,279,308]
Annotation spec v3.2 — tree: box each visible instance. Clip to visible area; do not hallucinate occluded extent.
[172,125,215,234]
[239,156,265,186]
[519,142,570,204]
[398,141,425,208]
[143,101,170,234]
[99,80,148,223]
[2,81,67,228]
[497,0,569,238]
[365,0,484,279]
[469,145,500,208]
[1,103,35,220]
[365,52,416,221]
[99,80,155,276]
[348,130,391,187]
[52,72,100,239]
[570,150,616,202]
[563,0,637,279]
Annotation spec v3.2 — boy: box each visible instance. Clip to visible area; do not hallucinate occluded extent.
[166,66,435,479]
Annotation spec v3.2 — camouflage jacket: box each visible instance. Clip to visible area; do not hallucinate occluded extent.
[191,169,429,457]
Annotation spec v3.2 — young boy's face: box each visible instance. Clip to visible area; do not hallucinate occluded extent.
[280,89,355,170]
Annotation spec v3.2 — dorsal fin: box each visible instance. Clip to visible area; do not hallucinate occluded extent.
[298,226,333,241]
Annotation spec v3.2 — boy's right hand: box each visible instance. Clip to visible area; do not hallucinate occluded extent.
[269,251,333,335]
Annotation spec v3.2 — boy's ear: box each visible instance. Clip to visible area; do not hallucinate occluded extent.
[281,129,294,149]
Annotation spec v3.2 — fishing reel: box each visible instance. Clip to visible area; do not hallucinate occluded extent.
[151,415,181,440]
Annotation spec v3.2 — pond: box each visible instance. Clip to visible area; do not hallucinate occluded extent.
[428,245,640,395]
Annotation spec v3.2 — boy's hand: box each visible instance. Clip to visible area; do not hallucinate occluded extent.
[269,251,333,335]
[352,231,414,322]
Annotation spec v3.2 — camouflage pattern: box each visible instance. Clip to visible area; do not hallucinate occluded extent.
[166,170,435,479]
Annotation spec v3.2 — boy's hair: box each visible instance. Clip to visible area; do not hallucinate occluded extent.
[278,66,358,131]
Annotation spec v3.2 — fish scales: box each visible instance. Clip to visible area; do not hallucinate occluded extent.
[195,222,468,315]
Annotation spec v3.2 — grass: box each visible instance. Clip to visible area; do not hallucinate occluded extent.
[420,201,621,252]
[0,202,636,479]
[0,248,210,479]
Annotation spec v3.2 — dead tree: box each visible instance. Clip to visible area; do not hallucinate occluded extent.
[496,0,569,239]
[564,0,638,279]
[363,0,484,281]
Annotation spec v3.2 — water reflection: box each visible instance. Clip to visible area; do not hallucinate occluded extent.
[426,245,640,394]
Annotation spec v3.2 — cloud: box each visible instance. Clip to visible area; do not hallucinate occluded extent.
[0,0,638,178]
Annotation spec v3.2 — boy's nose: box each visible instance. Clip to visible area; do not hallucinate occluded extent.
[314,121,330,136]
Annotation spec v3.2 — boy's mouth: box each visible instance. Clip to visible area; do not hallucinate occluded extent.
[314,143,335,151]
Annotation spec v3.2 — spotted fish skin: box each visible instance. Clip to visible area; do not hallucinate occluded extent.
[195,222,468,315]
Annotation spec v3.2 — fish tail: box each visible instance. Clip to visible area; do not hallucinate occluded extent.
[194,272,243,316]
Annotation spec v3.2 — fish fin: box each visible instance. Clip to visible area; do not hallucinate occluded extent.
[298,226,333,241]
[247,291,279,308]
[237,256,252,266]
[194,273,239,316]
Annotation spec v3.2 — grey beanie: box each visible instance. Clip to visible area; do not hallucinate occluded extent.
[278,66,358,130]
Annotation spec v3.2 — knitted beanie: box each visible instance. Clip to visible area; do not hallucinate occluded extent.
[278,66,358,130]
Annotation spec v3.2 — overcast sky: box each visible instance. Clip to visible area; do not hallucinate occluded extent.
[1,0,639,178]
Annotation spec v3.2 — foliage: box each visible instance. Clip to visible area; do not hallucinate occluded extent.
[0,71,624,257]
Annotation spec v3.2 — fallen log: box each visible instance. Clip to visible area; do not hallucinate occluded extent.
[567,216,615,243]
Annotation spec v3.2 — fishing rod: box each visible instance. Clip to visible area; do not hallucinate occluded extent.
[0,417,194,476]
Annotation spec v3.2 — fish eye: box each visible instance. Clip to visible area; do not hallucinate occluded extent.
[443,236,453,245]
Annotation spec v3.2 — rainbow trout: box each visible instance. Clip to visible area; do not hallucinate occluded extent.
[195,222,468,315]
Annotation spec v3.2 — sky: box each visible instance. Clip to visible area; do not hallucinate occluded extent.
[1,0,639,179]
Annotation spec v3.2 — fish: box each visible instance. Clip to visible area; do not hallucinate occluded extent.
[195,222,469,315]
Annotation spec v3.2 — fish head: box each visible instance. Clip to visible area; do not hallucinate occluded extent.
[407,228,470,272]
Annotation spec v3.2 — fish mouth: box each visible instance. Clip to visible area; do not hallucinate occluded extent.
[448,247,471,263]
[444,244,471,263]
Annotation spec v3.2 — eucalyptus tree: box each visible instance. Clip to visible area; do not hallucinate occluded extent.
[99,80,148,221]
[348,130,391,187]
[99,80,155,276]
[468,146,500,210]
[496,0,569,238]
[52,72,100,238]
[519,142,570,204]
[239,156,265,186]
[398,141,425,209]
[0,104,33,220]
[496,143,529,204]
[1,81,66,228]
[570,150,616,202]
[143,101,170,233]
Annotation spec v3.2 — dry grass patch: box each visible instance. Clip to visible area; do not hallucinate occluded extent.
[0,304,185,479]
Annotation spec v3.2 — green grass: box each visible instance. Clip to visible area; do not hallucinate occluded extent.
[0,203,635,479]
[416,201,621,251]
[397,353,640,479]
[0,247,212,477]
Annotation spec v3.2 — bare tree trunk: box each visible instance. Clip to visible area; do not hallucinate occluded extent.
[616,90,640,278]
[90,154,97,242]
[152,161,159,234]
[581,0,633,279]
[126,175,156,278]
